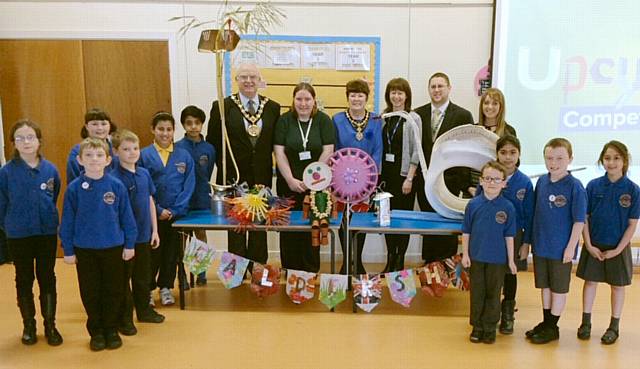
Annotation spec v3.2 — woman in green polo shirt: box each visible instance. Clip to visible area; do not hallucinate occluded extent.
[274,82,335,272]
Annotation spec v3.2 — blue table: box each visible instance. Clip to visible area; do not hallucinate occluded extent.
[172,210,342,309]
[348,210,462,312]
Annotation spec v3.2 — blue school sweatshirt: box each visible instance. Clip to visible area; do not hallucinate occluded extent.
[66,141,119,185]
[111,165,156,244]
[175,135,216,210]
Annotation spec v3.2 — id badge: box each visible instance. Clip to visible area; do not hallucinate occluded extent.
[385,153,395,162]
[299,151,312,161]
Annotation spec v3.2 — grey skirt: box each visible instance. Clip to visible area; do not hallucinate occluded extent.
[576,243,633,286]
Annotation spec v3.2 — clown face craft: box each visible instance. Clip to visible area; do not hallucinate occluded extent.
[302,162,337,247]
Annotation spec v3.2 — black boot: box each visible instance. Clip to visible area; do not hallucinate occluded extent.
[18,296,37,345]
[499,299,516,335]
[41,294,63,346]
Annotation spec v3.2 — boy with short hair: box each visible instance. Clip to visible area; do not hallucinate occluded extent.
[175,106,216,286]
[60,138,138,351]
[111,129,165,334]
[524,137,587,344]
[462,161,517,344]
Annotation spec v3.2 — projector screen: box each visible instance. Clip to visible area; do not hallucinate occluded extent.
[492,0,640,175]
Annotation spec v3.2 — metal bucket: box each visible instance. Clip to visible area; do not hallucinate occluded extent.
[210,183,233,216]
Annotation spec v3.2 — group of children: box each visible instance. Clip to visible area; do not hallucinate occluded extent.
[463,136,638,345]
[0,106,215,351]
[0,105,637,351]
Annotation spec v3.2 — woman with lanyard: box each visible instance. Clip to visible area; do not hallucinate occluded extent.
[380,78,421,273]
[274,82,335,272]
[467,87,517,196]
[332,79,383,275]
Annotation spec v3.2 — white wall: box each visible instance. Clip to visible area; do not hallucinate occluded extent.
[0,0,493,263]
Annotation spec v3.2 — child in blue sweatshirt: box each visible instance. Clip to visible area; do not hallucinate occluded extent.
[0,120,63,346]
[175,105,215,286]
[60,138,137,351]
[139,112,195,306]
[66,108,119,184]
[111,130,165,335]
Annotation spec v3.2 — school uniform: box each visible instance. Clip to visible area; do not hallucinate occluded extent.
[333,111,383,274]
[111,165,157,320]
[139,144,195,290]
[577,175,640,286]
[66,141,119,185]
[531,173,587,293]
[463,193,516,331]
[175,135,216,211]
[60,173,137,337]
[0,158,61,335]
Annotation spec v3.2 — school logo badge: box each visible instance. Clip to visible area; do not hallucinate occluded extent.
[553,194,567,207]
[103,191,116,205]
[175,162,187,174]
[516,188,526,201]
[198,155,209,167]
[619,194,632,208]
[495,211,507,224]
[46,178,55,192]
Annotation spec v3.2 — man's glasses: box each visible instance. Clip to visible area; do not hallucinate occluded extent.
[236,74,259,82]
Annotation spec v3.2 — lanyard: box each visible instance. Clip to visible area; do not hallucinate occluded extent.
[297,118,313,151]
[385,116,403,147]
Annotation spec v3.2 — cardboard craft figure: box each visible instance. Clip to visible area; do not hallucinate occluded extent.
[302,162,338,247]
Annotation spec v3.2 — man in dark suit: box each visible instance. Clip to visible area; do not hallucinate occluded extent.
[206,63,281,264]
[414,72,473,263]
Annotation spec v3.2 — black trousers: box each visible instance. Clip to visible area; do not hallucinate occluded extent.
[8,235,57,300]
[383,174,416,258]
[122,242,152,322]
[0,228,10,263]
[415,174,459,262]
[278,190,320,273]
[151,220,179,290]
[227,230,268,264]
[75,246,125,336]
[469,260,506,331]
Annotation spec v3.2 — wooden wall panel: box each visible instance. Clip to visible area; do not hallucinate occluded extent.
[0,39,86,185]
[82,40,172,147]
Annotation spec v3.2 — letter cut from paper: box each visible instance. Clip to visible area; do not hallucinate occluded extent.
[183,236,216,276]
[285,270,317,304]
[216,251,250,289]
[353,274,383,312]
[250,263,281,298]
[418,262,450,298]
[318,274,348,310]
[443,255,470,291]
[385,269,417,307]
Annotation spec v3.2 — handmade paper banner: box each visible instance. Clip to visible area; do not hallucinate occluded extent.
[250,263,281,298]
[385,269,417,307]
[183,236,216,276]
[353,274,383,312]
[216,251,250,289]
[286,270,317,304]
[318,274,348,310]
[418,262,450,298]
[443,255,470,291]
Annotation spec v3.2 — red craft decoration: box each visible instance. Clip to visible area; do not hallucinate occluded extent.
[250,264,281,298]
[418,262,450,298]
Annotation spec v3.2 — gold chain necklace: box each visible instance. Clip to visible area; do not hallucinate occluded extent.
[346,109,369,141]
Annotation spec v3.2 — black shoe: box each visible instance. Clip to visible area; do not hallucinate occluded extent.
[196,276,207,286]
[44,323,63,346]
[104,331,122,350]
[529,325,559,344]
[577,323,591,340]
[89,335,106,351]
[21,320,37,345]
[469,327,483,343]
[482,330,496,344]
[118,321,137,336]
[525,321,546,339]
[137,309,165,323]
[601,328,619,345]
